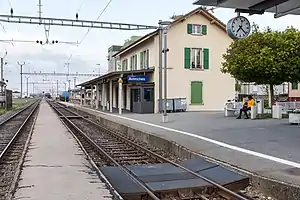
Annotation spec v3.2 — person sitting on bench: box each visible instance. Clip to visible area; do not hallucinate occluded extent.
[237,96,255,119]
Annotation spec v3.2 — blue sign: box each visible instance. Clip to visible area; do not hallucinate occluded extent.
[128,75,149,82]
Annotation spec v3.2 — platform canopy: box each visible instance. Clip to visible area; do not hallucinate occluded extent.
[193,0,300,18]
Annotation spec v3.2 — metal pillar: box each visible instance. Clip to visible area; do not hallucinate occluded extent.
[91,84,94,108]
[96,84,100,109]
[32,82,35,95]
[118,78,123,115]
[102,83,105,111]
[158,20,163,113]
[109,80,113,113]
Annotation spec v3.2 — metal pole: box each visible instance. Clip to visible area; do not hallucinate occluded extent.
[26,77,29,97]
[56,80,59,98]
[0,58,3,107]
[162,27,168,122]
[73,77,76,88]
[20,65,23,98]
[68,79,71,90]
[18,62,25,98]
[32,82,35,95]
[158,20,163,113]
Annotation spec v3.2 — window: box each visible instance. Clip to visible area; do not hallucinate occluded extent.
[132,88,140,102]
[191,81,203,104]
[184,48,209,70]
[140,49,149,69]
[192,24,202,34]
[143,88,154,102]
[191,48,203,69]
[187,24,207,35]
[122,59,128,71]
[292,82,299,90]
[130,55,137,70]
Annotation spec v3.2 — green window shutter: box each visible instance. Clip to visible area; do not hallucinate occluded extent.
[202,25,207,35]
[140,52,143,69]
[203,48,209,69]
[131,57,133,70]
[191,81,203,104]
[292,82,299,90]
[122,60,125,71]
[184,48,191,69]
[146,49,149,68]
[135,54,137,70]
[187,24,192,34]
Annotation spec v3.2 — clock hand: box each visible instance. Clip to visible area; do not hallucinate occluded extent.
[240,27,246,34]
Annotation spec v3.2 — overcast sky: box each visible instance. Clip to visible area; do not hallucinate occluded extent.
[0,0,300,95]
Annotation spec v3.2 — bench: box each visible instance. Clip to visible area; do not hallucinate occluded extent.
[224,102,257,119]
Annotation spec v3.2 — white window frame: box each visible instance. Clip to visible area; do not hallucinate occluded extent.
[192,24,202,35]
[190,48,203,69]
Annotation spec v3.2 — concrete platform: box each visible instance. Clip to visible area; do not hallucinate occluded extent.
[61,102,300,187]
[13,100,117,200]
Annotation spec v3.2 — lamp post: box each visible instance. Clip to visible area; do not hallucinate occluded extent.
[159,20,171,123]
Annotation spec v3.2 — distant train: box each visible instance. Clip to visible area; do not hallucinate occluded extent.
[59,91,70,102]
[45,93,51,99]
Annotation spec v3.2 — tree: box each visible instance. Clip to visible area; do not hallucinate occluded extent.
[221,25,300,105]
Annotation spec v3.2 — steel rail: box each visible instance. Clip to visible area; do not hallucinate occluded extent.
[56,102,249,200]
[0,100,41,160]
[52,105,123,200]
[49,102,160,200]
[86,118,249,200]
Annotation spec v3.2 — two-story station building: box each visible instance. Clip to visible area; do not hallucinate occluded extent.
[77,7,235,114]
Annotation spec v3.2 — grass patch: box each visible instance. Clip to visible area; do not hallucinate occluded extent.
[0,98,35,116]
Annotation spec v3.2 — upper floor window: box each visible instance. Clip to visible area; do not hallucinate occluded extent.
[140,49,149,69]
[187,24,207,35]
[122,59,128,71]
[184,47,209,70]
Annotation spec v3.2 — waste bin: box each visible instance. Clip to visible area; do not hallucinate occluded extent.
[272,105,282,119]
[174,98,187,112]
[256,98,264,114]
[159,99,174,112]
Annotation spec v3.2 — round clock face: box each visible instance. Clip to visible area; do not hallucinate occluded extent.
[226,16,251,39]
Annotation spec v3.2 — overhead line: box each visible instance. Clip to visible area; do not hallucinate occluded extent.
[79,0,113,45]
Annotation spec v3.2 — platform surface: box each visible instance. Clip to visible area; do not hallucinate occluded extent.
[62,102,300,186]
[13,100,114,200]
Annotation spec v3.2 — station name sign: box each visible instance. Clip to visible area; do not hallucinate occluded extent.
[127,75,149,83]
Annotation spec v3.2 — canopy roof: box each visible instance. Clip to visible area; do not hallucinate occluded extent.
[193,0,300,18]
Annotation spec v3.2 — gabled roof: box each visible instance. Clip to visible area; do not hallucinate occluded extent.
[113,7,227,58]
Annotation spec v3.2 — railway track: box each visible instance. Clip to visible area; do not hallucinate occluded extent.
[0,100,40,200]
[49,101,250,200]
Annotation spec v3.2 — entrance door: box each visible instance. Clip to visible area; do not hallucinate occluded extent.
[141,87,154,113]
[131,88,141,113]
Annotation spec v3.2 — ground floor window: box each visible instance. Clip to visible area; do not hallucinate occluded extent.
[190,81,203,104]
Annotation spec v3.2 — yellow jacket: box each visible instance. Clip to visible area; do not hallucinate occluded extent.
[247,99,255,108]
